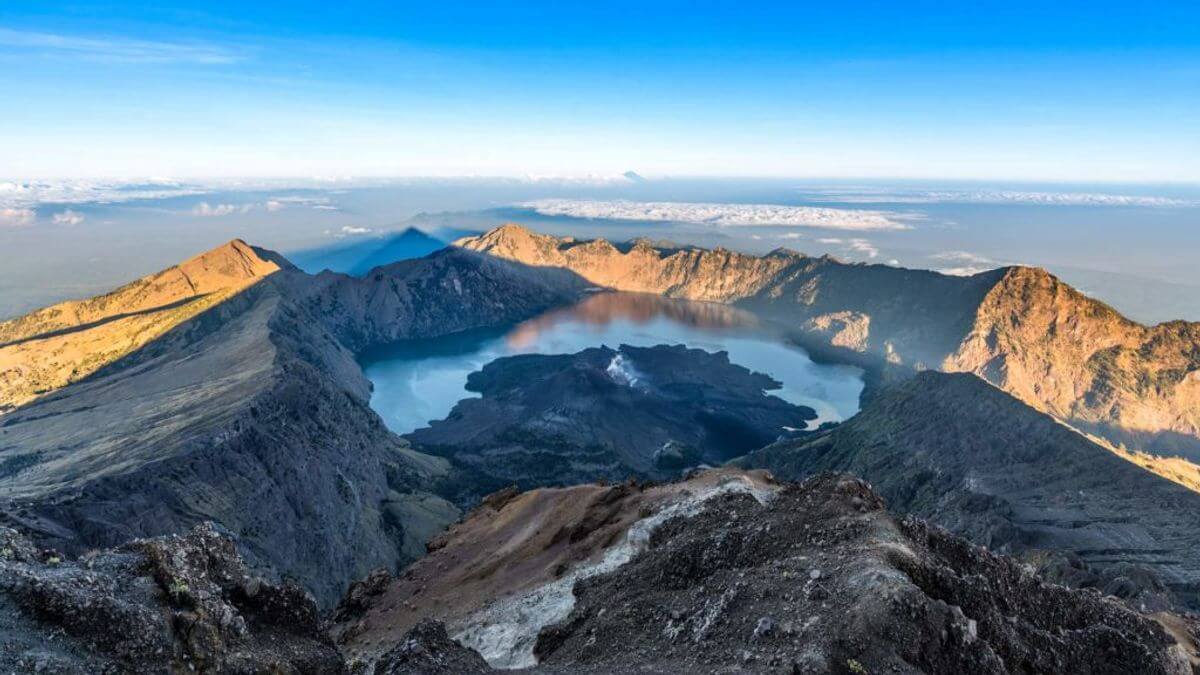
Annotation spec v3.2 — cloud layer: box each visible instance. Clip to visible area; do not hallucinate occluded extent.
[521,199,914,231]
[0,179,206,210]
[805,188,1195,207]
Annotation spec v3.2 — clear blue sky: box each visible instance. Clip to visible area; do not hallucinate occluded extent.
[3,1,1199,181]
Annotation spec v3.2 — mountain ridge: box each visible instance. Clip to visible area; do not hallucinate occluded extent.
[456,224,1200,460]
[0,236,587,606]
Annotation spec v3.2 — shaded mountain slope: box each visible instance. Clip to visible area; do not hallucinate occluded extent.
[737,371,1200,608]
[406,344,815,499]
[304,246,590,352]
[457,224,1200,463]
[335,470,1196,674]
[0,240,584,606]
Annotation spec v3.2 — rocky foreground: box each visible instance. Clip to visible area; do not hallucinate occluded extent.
[2,469,1197,673]
[334,470,1200,674]
[0,523,343,673]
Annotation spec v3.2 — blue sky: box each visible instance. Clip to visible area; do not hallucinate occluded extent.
[3,1,1199,180]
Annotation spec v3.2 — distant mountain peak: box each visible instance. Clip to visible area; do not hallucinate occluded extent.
[622,170,647,183]
[457,223,558,255]
[0,237,291,411]
[184,238,293,282]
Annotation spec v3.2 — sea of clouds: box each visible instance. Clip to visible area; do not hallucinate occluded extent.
[520,199,915,231]
[801,188,1195,207]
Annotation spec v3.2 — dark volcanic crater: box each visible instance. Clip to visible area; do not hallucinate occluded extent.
[406,344,816,498]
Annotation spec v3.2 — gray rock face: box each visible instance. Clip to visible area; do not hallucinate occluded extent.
[365,619,492,675]
[738,371,1200,609]
[0,523,344,673]
[0,245,583,607]
[530,474,1191,674]
[338,471,1197,674]
[406,344,816,501]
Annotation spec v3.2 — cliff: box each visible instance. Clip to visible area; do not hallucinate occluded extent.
[945,265,1200,459]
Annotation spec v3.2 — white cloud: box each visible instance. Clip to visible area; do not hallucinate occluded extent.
[812,236,879,260]
[265,195,337,212]
[776,232,804,240]
[520,199,915,231]
[929,250,992,264]
[51,209,84,225]
[937,266,993,276]
[929,250,1003,276]
[846,238,879,258]
[0,28,241,65]
[340,225,372,235]
[190,202,249,217]
[0,207,35,226]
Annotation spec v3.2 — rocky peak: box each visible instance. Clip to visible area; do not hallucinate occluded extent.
[335,470,1198,674]
[0,239,296,411]
[455,223,562,261]
[944,263,1200,458]
[176,238,293,289]
[454,226,801,302]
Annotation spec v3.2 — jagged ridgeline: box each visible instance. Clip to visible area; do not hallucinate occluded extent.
[456,224,1200,462]
[2,224,1200,672]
